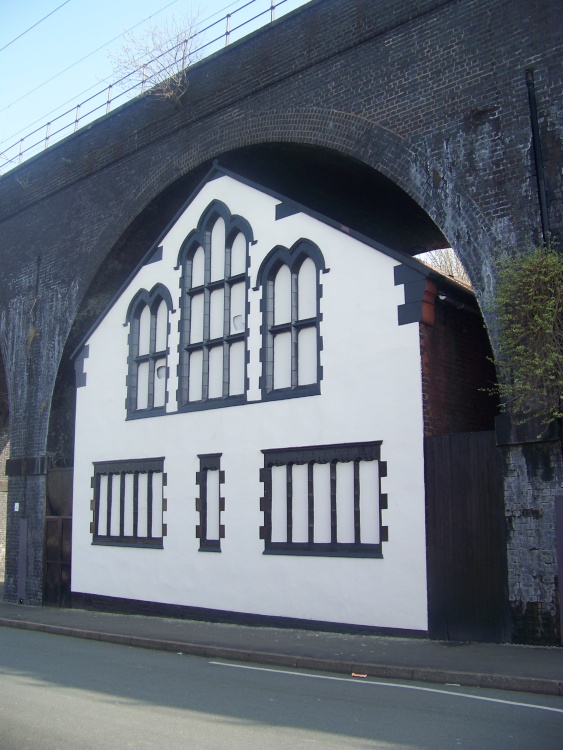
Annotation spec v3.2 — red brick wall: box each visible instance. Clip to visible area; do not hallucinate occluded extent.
[420,299,499,437]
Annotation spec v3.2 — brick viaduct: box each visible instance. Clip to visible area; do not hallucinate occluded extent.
[0,0,561,642]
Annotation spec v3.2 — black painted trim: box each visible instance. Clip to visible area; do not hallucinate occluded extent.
[257,240,325,400]
[260,441,386,557]
[275,202,301,220]
[264,545,383,558]
[262,441,381,465]
[143,245,164,266]
[92,537,163,549]
[125,284,173,419]
[94,457,165,474]
[74,344,89,388]
[177,199,252,411]
[71,591,428,638]
[398,301,425,325]
[91,457,165,548]
[6,455,52,477]
[196,453,224,552]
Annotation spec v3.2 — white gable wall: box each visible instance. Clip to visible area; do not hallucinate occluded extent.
[72,174,427,631]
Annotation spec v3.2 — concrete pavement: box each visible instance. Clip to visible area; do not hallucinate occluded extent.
[1,595,562,697]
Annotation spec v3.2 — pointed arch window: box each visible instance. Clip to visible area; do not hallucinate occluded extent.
[257,240,325,400]
[125,285,173,418]
[177,201,253,411]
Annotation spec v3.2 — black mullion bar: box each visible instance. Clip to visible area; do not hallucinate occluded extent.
[106,474,113,537]
[290,270,298,388]
[270,322,292,334]
[119,472,125,538]
[202,227,212,403]
[148,305,157,408]
[353,460,361,544]
[330,462,337,545]
[286,463,293,544]
[129,316,140,413]
[221,232,228,399]
[201,468,208,542]
[202,287,210,400]
[93,473,101,537]
[147,357,156,409]
[147,471,153,539]
[264,467,272,544]
[308,462,314,545]
[133,472,139,538]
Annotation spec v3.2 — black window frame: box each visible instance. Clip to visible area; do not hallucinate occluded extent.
[177,200,253,412]
[195,453,225,552]
[125,285,173,420]
[256,240,326,401]
[260,442,388,557]
[91,457,167,548]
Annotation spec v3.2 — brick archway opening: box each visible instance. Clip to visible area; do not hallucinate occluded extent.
[0,352,9,588]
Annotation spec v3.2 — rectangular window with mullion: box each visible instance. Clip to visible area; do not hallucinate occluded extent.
[260,442,387,557]
[91,458,166,548]
[195,454,225,551]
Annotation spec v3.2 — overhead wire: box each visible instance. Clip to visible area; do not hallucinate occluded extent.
[0,0,183,118]
[0,1,73,54]
[0,0,276,148]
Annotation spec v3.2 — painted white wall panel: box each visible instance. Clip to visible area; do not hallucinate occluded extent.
[73,173,428,632]
[297,326,317,385]
[210,218,226,281]
[291,463,309,544]
[209,289,224,340]
[228,341,245,396]
[273,332,291,390]
[230,232,246,276]
[136,362,149,410]
[297,257,317,320]
[359,460,380,545]
[191,246,205,287]
[138,305,151,356]
[190,294,204,343]
[208,346,223,399]
[206,469,220,541]
[188,351,203,402]
[271,465,287,543]
[274,265,291,324]
[336,462,355,544]
[313,464,331,544]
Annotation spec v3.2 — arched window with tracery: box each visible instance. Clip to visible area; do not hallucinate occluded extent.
[125,285,173,418]
[257,240,325,400]
[177,201,253,410]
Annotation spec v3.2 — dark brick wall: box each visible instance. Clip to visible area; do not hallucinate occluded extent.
[0,0,560,638]
[420,297,499,437]
[501,438,562,645]
[0,355,7,581]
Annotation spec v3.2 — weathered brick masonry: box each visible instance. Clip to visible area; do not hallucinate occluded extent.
[420,295,498,438]
[0,0,561,641]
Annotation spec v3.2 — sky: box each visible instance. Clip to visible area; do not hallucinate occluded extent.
[0,0,309,172]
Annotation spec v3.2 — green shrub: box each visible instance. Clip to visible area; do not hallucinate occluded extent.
[493,244,562,426]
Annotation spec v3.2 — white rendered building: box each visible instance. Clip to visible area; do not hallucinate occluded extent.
[71,165,457,634]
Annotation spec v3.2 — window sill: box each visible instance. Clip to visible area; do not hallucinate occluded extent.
[92,538,163,549]
[264,543,383,558]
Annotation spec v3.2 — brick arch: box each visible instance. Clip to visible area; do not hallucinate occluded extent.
[0,347,9,582]
[91,108,497,317]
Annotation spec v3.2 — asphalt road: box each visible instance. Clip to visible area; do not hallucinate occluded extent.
[1,627,562,749]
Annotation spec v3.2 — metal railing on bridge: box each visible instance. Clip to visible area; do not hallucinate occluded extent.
[0,0,293,174]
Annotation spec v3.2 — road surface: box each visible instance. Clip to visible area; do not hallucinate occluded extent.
[0,627,562,749]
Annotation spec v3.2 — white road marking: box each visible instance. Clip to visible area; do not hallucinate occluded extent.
[209,661,563,714]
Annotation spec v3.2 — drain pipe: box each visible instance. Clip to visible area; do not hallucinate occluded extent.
[526,69,550,242]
